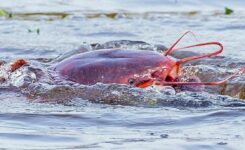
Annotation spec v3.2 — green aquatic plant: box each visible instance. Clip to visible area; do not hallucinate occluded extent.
[0,9,12,18]
[86,12,130,19]
[18,12,69,19]
[225,7,233,15]
[28,28,40,35]
[36,28,40,34]
[0,9,8,16]
[1,11,69,20]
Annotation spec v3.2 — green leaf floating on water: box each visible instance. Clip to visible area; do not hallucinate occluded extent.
[28,28,40,35]
[0,9,12,18]
[0,9,8,16]
[36,28,40,34]
[225,7,234,15]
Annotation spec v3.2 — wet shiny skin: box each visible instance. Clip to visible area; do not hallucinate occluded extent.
[54,49,177,86]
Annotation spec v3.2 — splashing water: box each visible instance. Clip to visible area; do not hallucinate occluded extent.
[1,1,245,149]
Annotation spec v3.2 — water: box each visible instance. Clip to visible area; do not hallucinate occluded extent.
[0,0,245,149]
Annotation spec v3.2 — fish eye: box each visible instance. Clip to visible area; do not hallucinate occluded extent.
[128,78,135,85]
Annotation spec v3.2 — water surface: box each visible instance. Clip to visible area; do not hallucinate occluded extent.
[0,1,245,149]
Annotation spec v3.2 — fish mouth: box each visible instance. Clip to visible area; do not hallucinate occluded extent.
[165,64,181,82]
[127,64,181,88]
[132,77,153,88]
